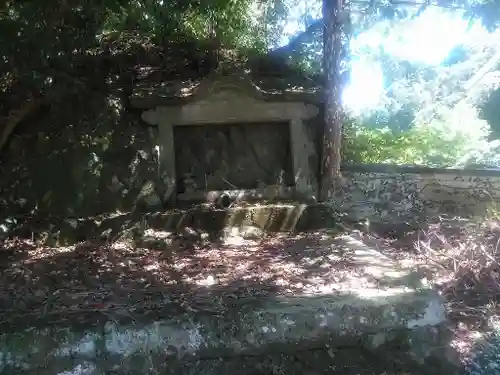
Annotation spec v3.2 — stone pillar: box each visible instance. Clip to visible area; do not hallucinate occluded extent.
[142,107,179,206]
[290,118,318,200]
[157,123,176,205]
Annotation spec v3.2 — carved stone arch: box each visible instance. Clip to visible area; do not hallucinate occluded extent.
[191,72,266,101]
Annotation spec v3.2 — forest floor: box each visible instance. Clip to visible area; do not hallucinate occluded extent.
[0,212,499,374]
[358,213,500,375]
[0,227,398,330]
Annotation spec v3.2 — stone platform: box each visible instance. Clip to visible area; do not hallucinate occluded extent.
[0,230,458,375]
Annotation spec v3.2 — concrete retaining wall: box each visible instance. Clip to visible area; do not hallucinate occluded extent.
[0,289,451,375]
[335,164,500,223]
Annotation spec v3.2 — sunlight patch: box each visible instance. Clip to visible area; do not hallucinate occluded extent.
[110,241,134,251]
[28,245,76,259]
[57,363,97,375]
[342,60,383,115]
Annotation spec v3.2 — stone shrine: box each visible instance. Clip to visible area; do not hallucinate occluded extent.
[138,72,320,205]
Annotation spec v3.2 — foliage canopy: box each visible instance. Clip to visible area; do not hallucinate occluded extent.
[3,0,500,167]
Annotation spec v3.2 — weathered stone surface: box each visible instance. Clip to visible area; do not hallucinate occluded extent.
[334,165,500,224]
[20,203,342,245]
[174,122,293,191]
[130,73,323,109]
[140,74,319,204]
[0,239,449,375]
[0,92,160,219]
[136,180,161,209]
[177,186,304,202]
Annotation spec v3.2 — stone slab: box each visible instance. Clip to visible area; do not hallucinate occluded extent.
[0,234,455,374]
[0,291,449,375]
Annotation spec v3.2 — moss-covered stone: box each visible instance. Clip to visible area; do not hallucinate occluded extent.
[0,287,451,374]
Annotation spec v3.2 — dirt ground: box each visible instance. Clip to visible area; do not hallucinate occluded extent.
[357,215,500,367]
[0,228,385,330]
[1,213,499,374]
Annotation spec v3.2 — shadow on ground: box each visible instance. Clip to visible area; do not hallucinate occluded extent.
[0,221,429,330]
[0,229,449,375]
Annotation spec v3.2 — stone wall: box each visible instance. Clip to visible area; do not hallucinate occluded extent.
[335,165,500,223]
[0,91,162,221]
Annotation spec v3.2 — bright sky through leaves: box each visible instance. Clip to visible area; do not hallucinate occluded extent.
[280,2,473,114]
[345,8,470,113]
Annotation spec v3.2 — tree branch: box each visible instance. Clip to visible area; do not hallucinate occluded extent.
[270,19,323,56]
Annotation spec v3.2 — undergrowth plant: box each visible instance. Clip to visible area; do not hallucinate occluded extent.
[342,105,494,168]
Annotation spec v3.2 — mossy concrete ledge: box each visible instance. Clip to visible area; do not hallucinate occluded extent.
[145,203,339,233]
[0,288,456,374]
[28,203,341,246]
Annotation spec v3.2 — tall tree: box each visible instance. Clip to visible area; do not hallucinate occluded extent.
[319,0,348,201]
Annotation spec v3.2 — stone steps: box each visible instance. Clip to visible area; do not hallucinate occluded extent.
[0,234,459,375]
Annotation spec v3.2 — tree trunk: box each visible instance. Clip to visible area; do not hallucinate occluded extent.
[319,0,346,201]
